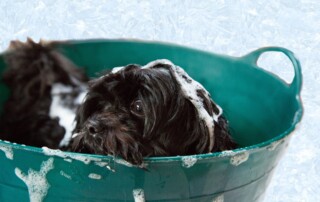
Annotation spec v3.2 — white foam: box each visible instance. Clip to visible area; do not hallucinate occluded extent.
[111,66,125,74]
[267,138,285,151]
[42,147,101,165]
[0,145,14,160]
[60,170,72,180]
[88,173,102,180]
[219,150,236,157]
[94,161,109,167]
[141,59,174,69]
[42,147,67,157]
[181,156,198,168]
[230,151,250,166]
[15,158,54,202]
[43,147,115,171]
[94,161,115,172]
[114,158,148,169]
[133,189,145,202]
[64,158,73,163]
[142,59,222,152]
[212,194,224,202]
[219,150,250,166]
[114,158,133,167]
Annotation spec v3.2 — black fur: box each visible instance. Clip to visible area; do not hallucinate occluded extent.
[71,64,237,165]
[0,39,236,166]
[0,39,88,148]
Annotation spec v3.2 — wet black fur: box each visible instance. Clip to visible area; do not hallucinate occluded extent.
[0,39,88,148]
[0,39,236,166]
[71,64,237,165]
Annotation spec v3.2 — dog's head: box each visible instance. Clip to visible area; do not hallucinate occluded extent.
[3,39,87,101]
[0,39,88,148]
[71,60,235,165]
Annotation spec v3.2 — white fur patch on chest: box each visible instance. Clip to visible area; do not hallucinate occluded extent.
[49,82,87,147]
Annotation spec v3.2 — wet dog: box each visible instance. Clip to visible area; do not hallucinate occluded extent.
[70,60,237,165]
[0,40,236,166]
[0,39,88,149]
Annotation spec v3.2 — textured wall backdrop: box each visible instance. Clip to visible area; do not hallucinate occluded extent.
[1,1,319,201]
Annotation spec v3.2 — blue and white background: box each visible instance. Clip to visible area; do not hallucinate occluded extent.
[0,1,319,201]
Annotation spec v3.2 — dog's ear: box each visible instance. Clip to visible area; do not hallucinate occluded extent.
[196,90,237,151]
[180,101,236,154]
[212,116,237,151]
[143,96,211,156]
[196,89,221,117]
[195,89,236,152]
[181,101,211,154]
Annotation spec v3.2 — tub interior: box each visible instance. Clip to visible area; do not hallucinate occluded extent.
[0,40,300,148]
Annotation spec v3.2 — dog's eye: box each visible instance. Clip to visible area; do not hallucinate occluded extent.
[130,100,144,116]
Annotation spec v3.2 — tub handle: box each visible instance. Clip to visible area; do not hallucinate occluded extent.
[241,47,302,95]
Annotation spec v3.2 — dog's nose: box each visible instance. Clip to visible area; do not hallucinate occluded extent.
[88,125,98,135]
[86,122,100,136]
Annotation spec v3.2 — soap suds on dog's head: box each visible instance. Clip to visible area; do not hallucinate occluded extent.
[143,59,223,151]
[49,83,87,147]
[69,59,236,165]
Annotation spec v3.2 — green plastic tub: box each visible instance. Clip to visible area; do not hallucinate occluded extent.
[0,40,303,202]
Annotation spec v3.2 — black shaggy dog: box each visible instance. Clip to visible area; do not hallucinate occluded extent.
[0,39,236,166]
[0,39,88,149]
[71,60,237,165]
